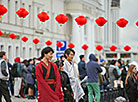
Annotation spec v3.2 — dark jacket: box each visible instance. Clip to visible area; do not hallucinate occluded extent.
[86,54,102,83]
[60,71,74,102]
[26,64,34,85]
[78,61,87,80]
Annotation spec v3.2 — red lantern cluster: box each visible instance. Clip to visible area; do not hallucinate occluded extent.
[33,38,40,44]
[0,4,8,16]
[110,45,117,52]
[116,18,128,28]
[82,44,88,50]
[56,41,63,48]
[45,40,52,46]
[75,16,87,26]
[16,8,29,18]
[96,45,103,51]
[68,43,75,49]
[37,12,49,22]
[95,17,107,27]
[55,14,68,26]
[9,33,16,39]
[21,36,28,42]
[0,30,3,36]
[124,45,131,51]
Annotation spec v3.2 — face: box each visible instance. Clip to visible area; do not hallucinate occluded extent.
[82,57,85,61]
[30,60,34,64]
[3,54,7,60]
[66,51,74,62]
[44,51,53,61]
[117,62,120,67]
[132,67,137,74]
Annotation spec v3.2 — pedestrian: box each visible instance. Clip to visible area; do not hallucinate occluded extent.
[59,60,74,102]
[125,64,138,102]
[78,55,87,81]
[86,54,102,102]
[0,51,12,102]
[63,48,84,102]
[35,47,64,102]
[26,59,35,99]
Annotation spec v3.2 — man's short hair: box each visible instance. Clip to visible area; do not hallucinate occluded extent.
[0,51,6,58]
[79,55,84,60]
[64,48,75,59]
[41,47,54,59]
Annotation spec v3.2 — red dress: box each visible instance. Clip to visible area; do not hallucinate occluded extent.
[35,61,64,102]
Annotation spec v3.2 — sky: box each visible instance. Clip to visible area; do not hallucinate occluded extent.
[120,0,138,51]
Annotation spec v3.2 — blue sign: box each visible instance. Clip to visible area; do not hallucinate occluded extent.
[56,40,67,51]
[56,52,64,58]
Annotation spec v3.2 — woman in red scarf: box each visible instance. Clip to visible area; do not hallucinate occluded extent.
[35,47,64,102]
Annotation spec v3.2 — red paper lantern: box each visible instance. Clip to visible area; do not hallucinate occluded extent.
[95,17,107,27]
[110,45,117,52]
[68,43,75,49]
[124,45,131,51]
[0,30,3,36]
[75,16,87,26]
[82,44,88,50]
[21,36,28,42]
[9,33,16,39]
[16,8,29,18]
[116,18,128,28]
[45,40,52,46]
[96,45,103,51]
[0,4,8,16]
[37,12,49,22]
[56,41,63,48]
[55,14,68,26]
[136,21,138,26]
[33,38,40,44]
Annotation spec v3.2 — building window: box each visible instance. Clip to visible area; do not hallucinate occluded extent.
[8,46,11,61]
[0,45,4,51]
[23,47,26,59]
[29,5,31,28]
[37,7,40,29]
[15,1,18,25]
[37,49,40,57]
[29,48,32,58]
[8,0,10,23]
[16,46,19,57]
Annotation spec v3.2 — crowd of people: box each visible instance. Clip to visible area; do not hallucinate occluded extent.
[0,47,138,102]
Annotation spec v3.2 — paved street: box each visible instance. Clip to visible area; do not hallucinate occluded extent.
[2,96,36,102]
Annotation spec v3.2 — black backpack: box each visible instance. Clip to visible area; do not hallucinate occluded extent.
[11,63,19,77]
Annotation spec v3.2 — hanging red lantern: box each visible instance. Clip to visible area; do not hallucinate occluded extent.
[96,45,103,51]
[0,4,8,16]
[110,45,117,52]
[37,12,49,22]
[9,33,16,39]
[0,30,3,36]
[95,17,107,27]
[68,43,75,49]
[21,36,28,42]
[124,45,131,51]
[33,38,40,44]
[136,21,138,26]
[56,41,63,48]
[75,16,87,26]
[116,18,128,28]
[55,14,68,26]
[16,8,29,18]
[82,44,88,50]
[45,40,52,46]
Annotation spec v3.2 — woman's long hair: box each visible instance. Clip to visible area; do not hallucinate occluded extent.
[125,64,136,84]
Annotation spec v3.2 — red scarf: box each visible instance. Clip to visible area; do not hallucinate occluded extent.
[35,61,64,102]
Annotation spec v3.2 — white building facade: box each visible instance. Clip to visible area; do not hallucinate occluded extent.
[0,0,120,63]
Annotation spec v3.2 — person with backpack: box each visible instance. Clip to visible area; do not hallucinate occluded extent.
[26,59,35,99]
[13,57,22,98]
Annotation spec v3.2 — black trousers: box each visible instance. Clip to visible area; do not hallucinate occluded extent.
[0,80,12,102]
